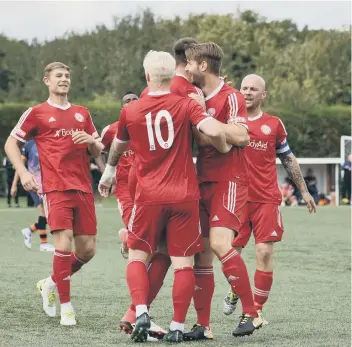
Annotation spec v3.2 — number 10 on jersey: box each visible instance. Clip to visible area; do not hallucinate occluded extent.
[145,110,175,151]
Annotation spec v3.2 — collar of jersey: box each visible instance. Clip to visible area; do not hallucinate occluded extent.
[175,73,188,80]
[204,80,225,101]
[47,99,71,110]
[248,112,263,121]
[148,91,171,96]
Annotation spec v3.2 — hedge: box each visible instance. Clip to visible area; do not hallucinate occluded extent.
[0,102,350,158]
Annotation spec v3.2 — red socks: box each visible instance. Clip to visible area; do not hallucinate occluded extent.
[220,249,257,317]
[254,270,273,310]
[147,253,172,306]
[172,267,195,323]
[71,252,86,275]
[126,260,149,306]
[193,266,214,327]
[53,250,71,304]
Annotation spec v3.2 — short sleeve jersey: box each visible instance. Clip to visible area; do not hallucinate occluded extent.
[116,92,210,205]
[246,112,288,204]
[197,81,249,185]
[10,100,100,194]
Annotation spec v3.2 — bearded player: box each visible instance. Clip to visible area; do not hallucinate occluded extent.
[222,74,316,322]
[99,50,230,343]
[5,62,103,326]
[184,43,262,339]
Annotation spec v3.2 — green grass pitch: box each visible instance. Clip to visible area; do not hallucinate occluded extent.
[0,200,350,347]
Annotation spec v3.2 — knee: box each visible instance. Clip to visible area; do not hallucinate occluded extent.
[195,244,214,267]
[256,245,273,266]
[77,246,96,263]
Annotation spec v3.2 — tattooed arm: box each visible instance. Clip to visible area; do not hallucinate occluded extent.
[279,153,316,213]
[98,140,128,197]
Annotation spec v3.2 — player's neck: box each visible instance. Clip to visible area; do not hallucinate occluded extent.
[175,66,190,81]
[202,75,223,98]
[148,82,171,93]
[48,94,69,107]
[247,107,263,119]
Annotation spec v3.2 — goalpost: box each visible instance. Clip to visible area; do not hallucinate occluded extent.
[339,135,352,205]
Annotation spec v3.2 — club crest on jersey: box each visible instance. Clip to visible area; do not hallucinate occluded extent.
[74,113,85,122]
[261,124,271,135]
[207,108,216,117]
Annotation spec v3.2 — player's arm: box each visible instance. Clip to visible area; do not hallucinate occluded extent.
[277,131,316,213]
[224,92,250,148]
[11,155,27,196]
[99,109,129,197]
[5,137,38,192]
[188,99,231,154]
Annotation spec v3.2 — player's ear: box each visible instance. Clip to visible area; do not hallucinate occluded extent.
[43,75,50,86]
[145,72,150,83]
[200,60,208,72]
[262,90,267,101]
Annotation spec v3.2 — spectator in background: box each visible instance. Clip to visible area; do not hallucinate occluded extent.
[3,156,19,208]
[304,168,319,204]
[281,177,298,206]
[342,154,352,204]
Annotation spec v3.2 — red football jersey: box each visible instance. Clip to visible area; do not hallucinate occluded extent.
[140,74,203,99]
[197,81,249,185]
[10,100,100,194]
[116,91,210,205]
[101,121,134,183]
[246,112,288,204]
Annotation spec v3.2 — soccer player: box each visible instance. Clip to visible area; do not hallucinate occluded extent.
[184,42,262,338]
[99,50,230,343]
[222,74,316,322]
[11,139,54,251]
[118,37,206,335]
[4,62,103,326]
[100,90,139,257]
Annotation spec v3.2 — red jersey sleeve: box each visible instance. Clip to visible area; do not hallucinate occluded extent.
[275,117,292,156]
[187,99,211,130]
[100,124,115,151]
[115,109,129,143]
[10,107,37,142]
[226,92,248,129]
[85,111,100,139]
[276,118,288,147]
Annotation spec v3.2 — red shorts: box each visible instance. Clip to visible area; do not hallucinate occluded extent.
[232,202,284,247]
[43,190,97,235]
[128,165,137,199]
[115,181,134,228]
[128,201,203,256]
[199,181,247,237]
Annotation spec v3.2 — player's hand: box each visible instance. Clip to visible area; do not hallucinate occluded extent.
[220,75,233,86]
[72,131,95,145]
[302,192,317,213]
[19,171,39,192]
[98,165,116,198]
[10,185,17,197]
[188,93,206,110]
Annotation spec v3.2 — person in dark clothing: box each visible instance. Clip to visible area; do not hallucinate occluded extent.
[3,156,19,207]
[304,168,319,204]
[342,154,352,204]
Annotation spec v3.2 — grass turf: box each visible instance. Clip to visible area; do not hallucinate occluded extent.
[0,200,350,347]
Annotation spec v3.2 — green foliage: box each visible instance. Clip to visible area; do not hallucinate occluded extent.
[0,10,350,106]
[1,103,349,158]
